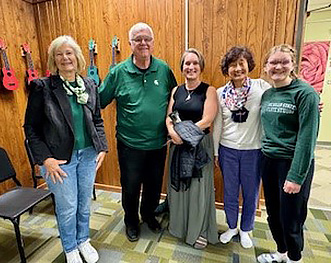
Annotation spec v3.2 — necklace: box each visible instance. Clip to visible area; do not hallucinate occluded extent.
[185,81,200,101]
[185,89,195,101]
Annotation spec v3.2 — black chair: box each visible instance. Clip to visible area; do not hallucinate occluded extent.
[24,139,56,215]
[0,147,52,263]
[24,139,97,200]
[24,139,40,189]
[93,182,97,200]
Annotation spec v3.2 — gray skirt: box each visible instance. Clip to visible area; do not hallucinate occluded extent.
[167,133,219,245]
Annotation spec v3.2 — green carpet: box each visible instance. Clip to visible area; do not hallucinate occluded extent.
[0,190,330,263]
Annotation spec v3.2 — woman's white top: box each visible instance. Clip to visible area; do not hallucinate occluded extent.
[213,79,271,155]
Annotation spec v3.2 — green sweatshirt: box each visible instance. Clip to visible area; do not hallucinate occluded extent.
[99,56,177,150]
[261,79,320,185]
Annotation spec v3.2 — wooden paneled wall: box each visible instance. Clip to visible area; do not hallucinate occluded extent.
[32,0,185,192]
[0,0,302,204]
[187,0,301,202]
[0,0,42,194]
[189,0,300,85]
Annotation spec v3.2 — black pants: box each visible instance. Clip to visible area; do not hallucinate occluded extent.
[261,154,314,261]
[117,140,167,227]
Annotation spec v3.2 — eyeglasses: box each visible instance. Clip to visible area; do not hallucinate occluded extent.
[131,36,153,43]
[267,59,291,66]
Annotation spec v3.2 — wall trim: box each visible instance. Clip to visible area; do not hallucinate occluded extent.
[21,0,52,4]
[94,183,262,216]
[317,141,331,146]
[38,182,262,216]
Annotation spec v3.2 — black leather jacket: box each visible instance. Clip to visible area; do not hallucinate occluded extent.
[24,75,108,165]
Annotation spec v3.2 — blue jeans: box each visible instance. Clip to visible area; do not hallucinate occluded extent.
[41,146,97,253]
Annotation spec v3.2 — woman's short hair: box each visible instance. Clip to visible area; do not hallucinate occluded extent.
[263,44,298,79]
[47,35,86,74]
[180,48,205,72]
[221,46,255,76]
[128,22,154,41]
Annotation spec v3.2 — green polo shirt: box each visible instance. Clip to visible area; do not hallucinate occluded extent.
[68,81,93,150]
[99,56,177,150]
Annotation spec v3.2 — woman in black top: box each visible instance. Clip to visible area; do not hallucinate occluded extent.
[165,48,219,249]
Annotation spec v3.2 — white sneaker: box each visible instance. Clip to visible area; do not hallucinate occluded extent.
[239,229,253,248]
[78,240,99,263]
[65,249,83,263]
[257,251,288,263]
[219,228,238,244]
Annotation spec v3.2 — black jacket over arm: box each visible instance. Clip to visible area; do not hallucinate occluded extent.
[24,74,108,165]
[170,120,210,191]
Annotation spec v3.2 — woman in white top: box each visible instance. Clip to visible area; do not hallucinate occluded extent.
[213,46,270,248]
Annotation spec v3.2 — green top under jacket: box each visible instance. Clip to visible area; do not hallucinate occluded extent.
[68,81,93,150]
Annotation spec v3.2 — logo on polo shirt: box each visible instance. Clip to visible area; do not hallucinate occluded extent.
[154,80,159,86]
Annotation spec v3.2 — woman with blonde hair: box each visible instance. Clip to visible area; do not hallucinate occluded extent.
[24,35,108,263]
[257,44,319,263]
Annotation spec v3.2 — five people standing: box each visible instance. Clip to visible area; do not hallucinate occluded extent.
[23,20,320,263]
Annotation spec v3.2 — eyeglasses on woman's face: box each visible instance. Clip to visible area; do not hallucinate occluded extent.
[267,59,292,67]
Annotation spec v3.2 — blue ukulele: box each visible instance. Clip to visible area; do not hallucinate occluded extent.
[87,39,100,86]
[109,36,120,70]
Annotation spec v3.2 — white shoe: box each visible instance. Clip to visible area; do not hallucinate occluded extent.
[239,229,253,248]
[65,249,83,263]
[257,251,288,263]
[219,228,238,244]
[78,240,99,263]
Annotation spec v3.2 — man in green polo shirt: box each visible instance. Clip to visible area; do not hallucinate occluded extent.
[99,22,177,242]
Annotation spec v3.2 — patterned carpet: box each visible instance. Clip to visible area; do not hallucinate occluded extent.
[0,190,330,263]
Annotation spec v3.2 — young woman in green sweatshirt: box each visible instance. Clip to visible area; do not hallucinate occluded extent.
[257,45,320,263]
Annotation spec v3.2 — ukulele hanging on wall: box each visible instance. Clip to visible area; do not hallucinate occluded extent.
[0,38,19,90]
[110,35,120,69]
[45,69,51,77]
[87,39,100,86]
[21,43,39,85]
